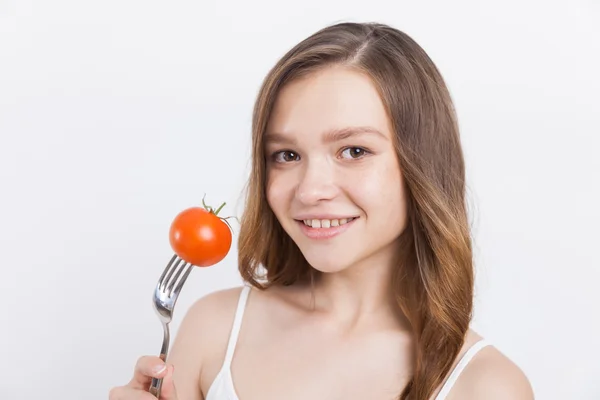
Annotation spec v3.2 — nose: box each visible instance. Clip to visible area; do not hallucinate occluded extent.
[295,158,338,205]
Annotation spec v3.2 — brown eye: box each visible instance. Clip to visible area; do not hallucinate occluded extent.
[341,147,368,159]
[273,151,300,163]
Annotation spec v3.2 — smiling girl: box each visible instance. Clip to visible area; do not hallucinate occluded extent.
[110,22,533,400]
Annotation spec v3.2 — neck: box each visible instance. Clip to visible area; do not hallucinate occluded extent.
[306,244,410,333]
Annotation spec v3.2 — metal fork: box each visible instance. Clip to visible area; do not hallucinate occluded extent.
[148,254,193,398]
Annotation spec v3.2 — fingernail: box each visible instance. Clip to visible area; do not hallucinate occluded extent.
[153,364,167,374]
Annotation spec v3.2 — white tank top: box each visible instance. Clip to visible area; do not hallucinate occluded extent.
[205,286,490,400]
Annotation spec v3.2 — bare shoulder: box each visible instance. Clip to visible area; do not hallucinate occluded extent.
[185,285,246,323]
[177,285,246,353]
[177,283,294,347]
[168,286,246,396]
[447,334,534,400]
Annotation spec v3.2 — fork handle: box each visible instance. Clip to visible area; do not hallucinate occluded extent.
[149,323,171,398]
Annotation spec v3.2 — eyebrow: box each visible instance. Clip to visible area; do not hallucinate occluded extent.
[264,126,388,145]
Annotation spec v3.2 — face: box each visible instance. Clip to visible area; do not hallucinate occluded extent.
[265,65,408,275]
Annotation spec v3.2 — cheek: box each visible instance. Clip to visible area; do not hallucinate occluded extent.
[346,159,407,230]
[266,170,291,215]
[265,173,276,212]
[350,160,404,205]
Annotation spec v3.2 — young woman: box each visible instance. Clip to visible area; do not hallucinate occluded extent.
[109,22,534,400]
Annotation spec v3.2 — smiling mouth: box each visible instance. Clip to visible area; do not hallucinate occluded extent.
[298,217,358,228]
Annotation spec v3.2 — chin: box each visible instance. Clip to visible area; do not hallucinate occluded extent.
[300,251,355,274]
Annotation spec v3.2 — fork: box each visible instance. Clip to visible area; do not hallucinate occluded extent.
[148,254,194,398]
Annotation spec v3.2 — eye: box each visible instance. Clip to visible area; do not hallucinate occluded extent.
[340,147,369,160]
[272,150,300,163]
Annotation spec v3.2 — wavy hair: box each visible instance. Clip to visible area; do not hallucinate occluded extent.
[237,22,474,400]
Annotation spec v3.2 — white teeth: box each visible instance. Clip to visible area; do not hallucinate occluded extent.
[302,217,355,228]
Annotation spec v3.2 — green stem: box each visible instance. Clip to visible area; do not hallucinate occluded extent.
[213,202,226,215]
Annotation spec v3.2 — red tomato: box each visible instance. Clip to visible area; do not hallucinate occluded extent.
[169,206,232,267]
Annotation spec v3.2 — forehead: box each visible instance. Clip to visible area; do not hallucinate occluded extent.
[266,66,393,141]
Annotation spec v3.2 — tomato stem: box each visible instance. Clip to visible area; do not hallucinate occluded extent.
[222,218,234,231]
[213,202,226,216]
[201,193,228,216]
[201,193,211,212]
[219,215,239,233]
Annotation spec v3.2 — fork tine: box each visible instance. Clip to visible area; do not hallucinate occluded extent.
[159,255,179,287]
[161,257,185,290]
[166,261,191,294]
[170,264,194,297]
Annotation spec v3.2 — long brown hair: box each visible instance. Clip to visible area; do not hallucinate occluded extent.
[237,22,474,400]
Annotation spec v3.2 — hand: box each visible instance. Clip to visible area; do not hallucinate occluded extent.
[109,356,178,400]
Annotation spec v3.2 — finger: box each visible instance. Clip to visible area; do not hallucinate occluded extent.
[128,356,169,389]
[109,385,158,400]
[158,365,178,400]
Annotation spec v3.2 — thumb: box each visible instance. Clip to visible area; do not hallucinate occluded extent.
[159,365,178,400]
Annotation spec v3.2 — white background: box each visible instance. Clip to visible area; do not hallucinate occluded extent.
[1,1,598,399]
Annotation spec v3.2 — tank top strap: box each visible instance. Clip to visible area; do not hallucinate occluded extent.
[434,339,491,400]
[222,285,252,368]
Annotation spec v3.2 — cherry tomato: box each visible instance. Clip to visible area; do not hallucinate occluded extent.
[169,204,232,267]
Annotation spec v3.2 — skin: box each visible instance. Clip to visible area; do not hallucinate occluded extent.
[109,66,534,400]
